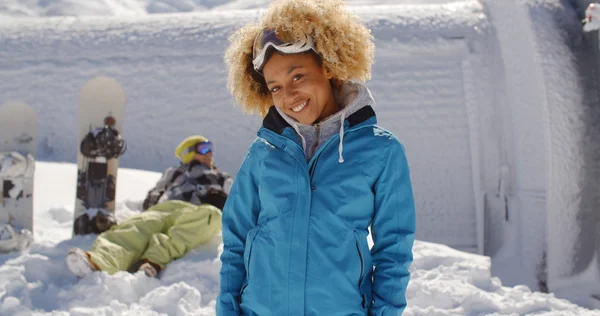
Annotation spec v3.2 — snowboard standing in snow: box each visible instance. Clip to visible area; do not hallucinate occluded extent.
[0,101,37,252]
[73,76,126,236]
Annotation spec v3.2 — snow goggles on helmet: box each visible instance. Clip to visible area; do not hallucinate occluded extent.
[194,141,213,155]
[183,141,212,156]
[252,28,315,73]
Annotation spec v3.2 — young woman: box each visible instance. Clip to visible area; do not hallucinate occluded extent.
[218,1,416,315]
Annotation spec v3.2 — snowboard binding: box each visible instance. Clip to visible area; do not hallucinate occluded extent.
[73,209,116,235]
[0,224,33,253]
[80,116,126,159]
[76,163,116,209]
[0,151,35,202]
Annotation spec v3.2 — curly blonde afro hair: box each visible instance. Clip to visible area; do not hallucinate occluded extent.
[225,0,375,116]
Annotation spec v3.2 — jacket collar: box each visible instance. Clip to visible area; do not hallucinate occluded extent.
[262,105,376,135]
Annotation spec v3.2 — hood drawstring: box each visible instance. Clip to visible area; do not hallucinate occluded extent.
[297,130,307,155]
[338,111,345,163]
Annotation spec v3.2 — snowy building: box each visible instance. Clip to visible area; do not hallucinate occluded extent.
[1,0,599,309]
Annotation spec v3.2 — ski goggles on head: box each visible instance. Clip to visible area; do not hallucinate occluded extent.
[252,28,315,74]
[183,141,213,156]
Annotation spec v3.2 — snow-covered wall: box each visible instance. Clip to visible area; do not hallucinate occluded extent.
[487,0,600,307]
[0,9,261,174]
[485,0,553,294]
[0,1,498,256]
[0,0,511,259]
[536,0,600,308]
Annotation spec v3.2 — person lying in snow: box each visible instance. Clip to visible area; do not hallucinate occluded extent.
[142,135,233,210]
[66,135,232,278]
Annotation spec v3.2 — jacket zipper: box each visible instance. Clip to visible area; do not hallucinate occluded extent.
[241,226,261,294]
[355,232,366,309]
[310,124,321,159]
[309,149,323,183]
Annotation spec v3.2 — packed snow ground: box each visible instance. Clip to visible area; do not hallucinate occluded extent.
[0,161,597,315]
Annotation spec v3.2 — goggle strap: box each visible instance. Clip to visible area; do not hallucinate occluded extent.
[181,142,212,157]
[252,29,315,72]
[181,146,195,157]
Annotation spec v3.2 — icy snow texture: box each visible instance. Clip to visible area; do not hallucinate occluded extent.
[0,0,497,254]
[0,1,493,252]
[531,0,600,307]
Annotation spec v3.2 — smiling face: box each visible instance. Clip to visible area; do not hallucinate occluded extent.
[262,51,339,125]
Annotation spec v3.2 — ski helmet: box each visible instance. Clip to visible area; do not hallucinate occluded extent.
[175,135,210,164]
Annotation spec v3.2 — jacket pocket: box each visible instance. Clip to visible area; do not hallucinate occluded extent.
[241,225,262,294]
[353,230,372,310]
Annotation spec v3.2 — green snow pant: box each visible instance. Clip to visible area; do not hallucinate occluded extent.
[88,200,222,274]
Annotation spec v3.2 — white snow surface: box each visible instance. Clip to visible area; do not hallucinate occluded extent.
[0,161,596,315]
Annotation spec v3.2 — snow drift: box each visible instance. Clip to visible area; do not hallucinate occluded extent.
[0,162,597,315]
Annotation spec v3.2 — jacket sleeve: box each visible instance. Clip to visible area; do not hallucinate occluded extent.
[142,167,177,210]
[217,150,261,316]
[370,142,416,316]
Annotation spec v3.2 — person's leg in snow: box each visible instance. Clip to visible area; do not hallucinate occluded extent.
[66,248,99,278]
[66,201,223,278]
[137,259,161,277]
[66,209,167,277]
[140,203,222,272]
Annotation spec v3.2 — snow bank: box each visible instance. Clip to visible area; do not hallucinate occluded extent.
[1,162,597,314]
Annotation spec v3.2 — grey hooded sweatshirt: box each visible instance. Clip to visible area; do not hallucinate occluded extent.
[275,81,376,162]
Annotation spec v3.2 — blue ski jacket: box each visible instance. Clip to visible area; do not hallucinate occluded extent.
[218,100,415,316]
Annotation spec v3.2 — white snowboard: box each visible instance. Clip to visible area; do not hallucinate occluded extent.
[73,76,126,235]
[0,101,37,251]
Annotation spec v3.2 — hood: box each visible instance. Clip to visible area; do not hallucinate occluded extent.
[275,81,376,162]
